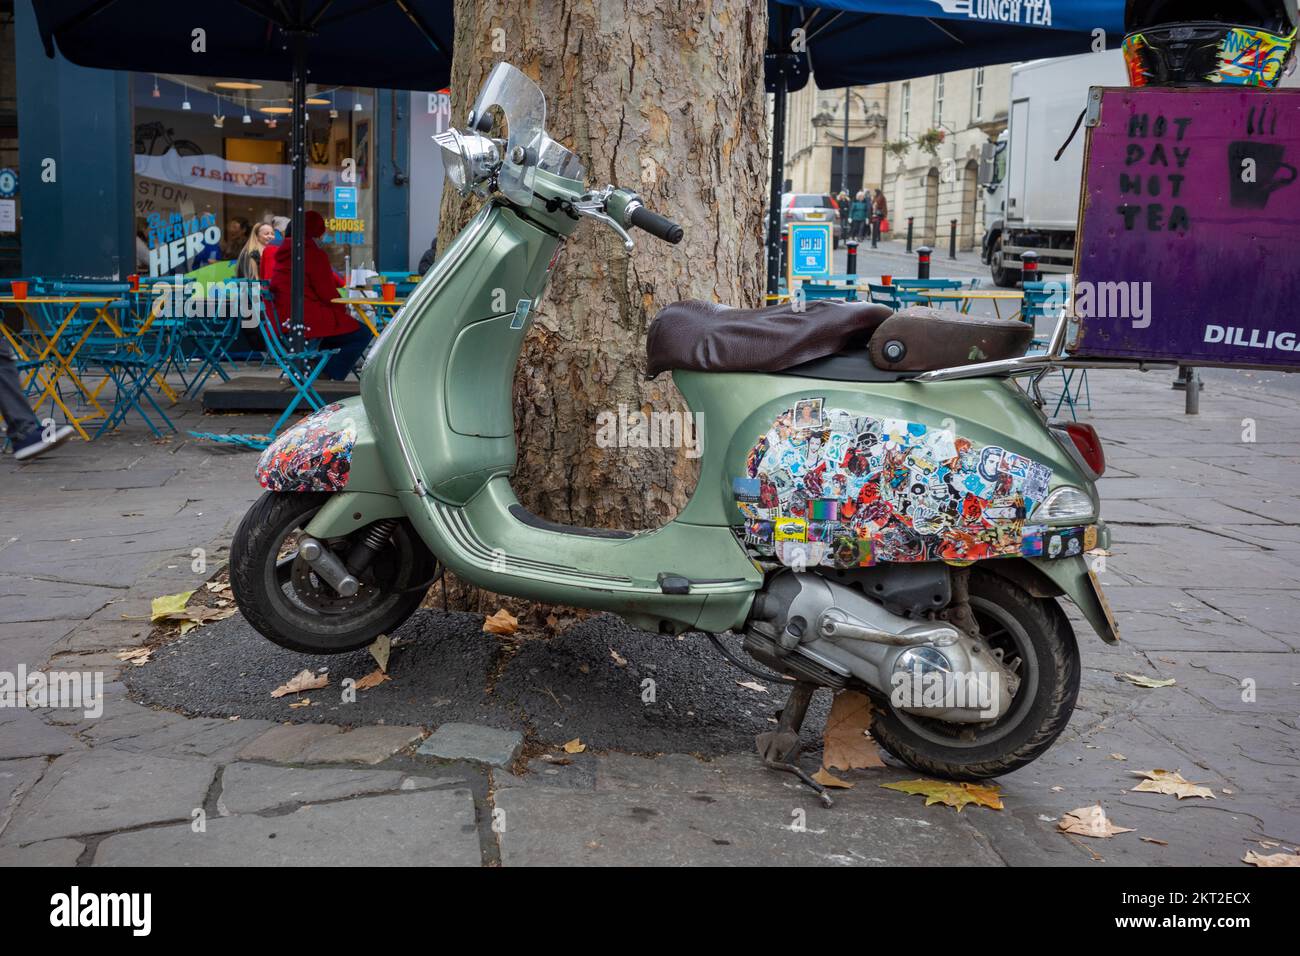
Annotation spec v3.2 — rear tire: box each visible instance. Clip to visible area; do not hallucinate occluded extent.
[869,571,1079,780]
[230,491,436,654]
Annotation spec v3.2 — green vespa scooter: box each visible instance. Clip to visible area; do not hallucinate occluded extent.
[231,63,1118,797]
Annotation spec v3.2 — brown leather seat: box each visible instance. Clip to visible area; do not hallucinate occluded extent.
[646,298,891,376]
[868,306,1034,372]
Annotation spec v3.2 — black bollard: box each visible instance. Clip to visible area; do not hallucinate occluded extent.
[917,245,932,280]
[906,217,914,253]
[845,239,859,277]
[948,219,958,260]
[1020,250,1039,285]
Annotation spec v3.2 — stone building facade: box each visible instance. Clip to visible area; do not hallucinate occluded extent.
[880,65,1011,251]
[782,80,890,200]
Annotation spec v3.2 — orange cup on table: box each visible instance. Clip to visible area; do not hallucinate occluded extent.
[880,274,892,286]
[10,280,28,300]
[381,282,397,301]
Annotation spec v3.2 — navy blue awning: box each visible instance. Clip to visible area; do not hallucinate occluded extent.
[768,1,1127,91]
[33,0,454,91]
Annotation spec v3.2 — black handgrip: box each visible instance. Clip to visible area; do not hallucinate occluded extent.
[629,204,684,244]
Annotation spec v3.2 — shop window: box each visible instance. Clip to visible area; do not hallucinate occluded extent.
[132,74,375,280]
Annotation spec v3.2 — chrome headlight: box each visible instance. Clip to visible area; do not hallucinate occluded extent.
[1034,486,1095,522]
[434,128,499,196]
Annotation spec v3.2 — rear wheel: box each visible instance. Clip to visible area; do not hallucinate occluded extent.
[230,491,436,654]
[869,571,1079,780]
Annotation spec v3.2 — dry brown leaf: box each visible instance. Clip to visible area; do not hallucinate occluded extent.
[368,634,391,673]
[1117,672,1176,688]
[482,609,518,636]
[288,698,311,709]
[1140,837,1169,846]
[562,738,586,754]
[1242,850,1300,867]
[813,767,854,789]
[1109,753,1127,761]
[609,648,628,667]
[115,647,152,666]
[1059,804,1134,838]
[736,680,768,693]
[205,581,231,593]
[1130,769,1216,800]
[881,778,1004,812]
[822,690,885,771]
[353,668,391,691]
[270,669,328,698]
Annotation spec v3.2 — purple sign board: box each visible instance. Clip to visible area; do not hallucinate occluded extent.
[1069,87,1300,369]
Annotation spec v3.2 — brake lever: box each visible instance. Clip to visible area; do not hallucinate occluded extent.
[573,188,635,252]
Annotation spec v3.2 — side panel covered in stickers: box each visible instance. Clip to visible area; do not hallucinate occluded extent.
[734,401,1058,569]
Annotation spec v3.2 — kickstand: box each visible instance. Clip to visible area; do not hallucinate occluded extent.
[756,681,833,808]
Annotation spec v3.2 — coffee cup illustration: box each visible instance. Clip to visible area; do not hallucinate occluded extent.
[1228,141,1298,208]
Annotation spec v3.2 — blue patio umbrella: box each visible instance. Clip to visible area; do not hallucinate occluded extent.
[763,1,1128,291]
[34,0,1127,298]
[33,0,454,333]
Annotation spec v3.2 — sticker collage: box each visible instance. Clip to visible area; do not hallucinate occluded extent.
[732,400,1094,570]
[257,402,357,493]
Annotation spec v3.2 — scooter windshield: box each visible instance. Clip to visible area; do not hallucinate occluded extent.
[469,63,584,203]
[469,63,547,205]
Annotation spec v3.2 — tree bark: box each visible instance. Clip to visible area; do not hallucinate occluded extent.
[439,0,769,532]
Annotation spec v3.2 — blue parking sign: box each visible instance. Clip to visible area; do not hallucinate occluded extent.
[788,221,831,280]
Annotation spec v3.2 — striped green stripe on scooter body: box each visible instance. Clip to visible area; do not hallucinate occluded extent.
[310,168,1108,638]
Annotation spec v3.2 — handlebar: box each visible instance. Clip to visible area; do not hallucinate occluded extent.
[627,204,684,244]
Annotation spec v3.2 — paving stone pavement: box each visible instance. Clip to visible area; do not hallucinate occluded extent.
[0,369,1297,866]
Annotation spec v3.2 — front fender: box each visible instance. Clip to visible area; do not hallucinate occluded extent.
[256,396,395,496]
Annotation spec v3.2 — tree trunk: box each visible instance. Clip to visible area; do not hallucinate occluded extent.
[439,0,768,533]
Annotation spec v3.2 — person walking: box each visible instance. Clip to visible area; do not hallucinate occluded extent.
[870,188,889,247]
[836,190,851,237]
[849,190,869,241]
[1,333,74,462]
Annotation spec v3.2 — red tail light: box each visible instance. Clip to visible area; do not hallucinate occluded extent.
[1063,422,1105,477]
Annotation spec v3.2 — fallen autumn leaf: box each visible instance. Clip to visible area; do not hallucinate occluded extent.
[1058,804,1133,838]
[880,778,1003,812]
[271,669,329,698]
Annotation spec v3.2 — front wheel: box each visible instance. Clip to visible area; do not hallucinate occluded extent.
[990,233,1020,288]
[230,491,437,654]
[869,571,1080,780]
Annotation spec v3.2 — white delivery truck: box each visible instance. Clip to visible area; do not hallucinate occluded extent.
[979,49,1128,285]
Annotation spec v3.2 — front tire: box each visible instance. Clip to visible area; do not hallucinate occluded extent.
[230,491,436,654]
[869,571,1079,780]
[990,233,1020,288]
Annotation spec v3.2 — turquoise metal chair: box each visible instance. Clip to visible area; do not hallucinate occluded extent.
[189,287,338,450]
[891,278,965,311]
[866,284,923,310]
[1022,279,1089,420]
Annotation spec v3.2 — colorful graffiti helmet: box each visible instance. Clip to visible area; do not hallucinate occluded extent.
[1123,0,1299,87]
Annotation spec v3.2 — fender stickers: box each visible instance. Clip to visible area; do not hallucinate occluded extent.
[257,402,357,492]
[734,403,1058,569]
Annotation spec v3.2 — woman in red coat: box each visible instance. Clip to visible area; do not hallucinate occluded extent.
[268,210,369,380]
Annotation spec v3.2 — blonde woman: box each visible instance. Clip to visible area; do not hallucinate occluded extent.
[237,221,277,280]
